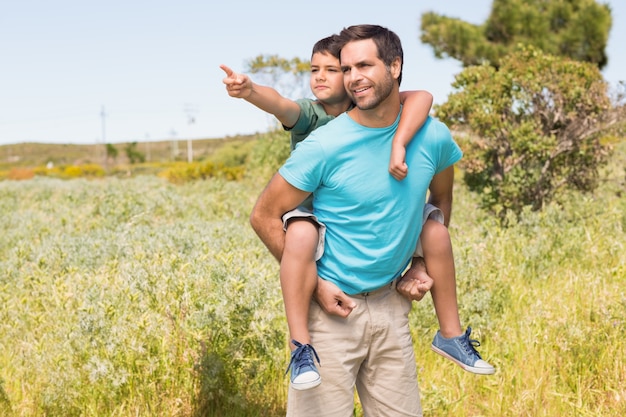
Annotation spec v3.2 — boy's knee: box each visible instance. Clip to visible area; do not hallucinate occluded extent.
[285,219,319,247]
[421,219,450,246]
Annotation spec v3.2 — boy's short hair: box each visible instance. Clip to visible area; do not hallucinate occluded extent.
[311,35,341,60]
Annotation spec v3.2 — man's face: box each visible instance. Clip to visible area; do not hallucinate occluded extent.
[340,39,395,110]
[309,52,349,105]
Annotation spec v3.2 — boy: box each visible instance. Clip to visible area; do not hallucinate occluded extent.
[221,35,493,390]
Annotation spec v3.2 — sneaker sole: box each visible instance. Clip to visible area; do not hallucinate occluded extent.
[291,376,321,391]
[431,344,495,375]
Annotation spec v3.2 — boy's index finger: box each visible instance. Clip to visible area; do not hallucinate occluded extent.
[219,64,235,79]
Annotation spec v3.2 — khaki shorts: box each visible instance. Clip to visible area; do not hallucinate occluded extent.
[414,203,444,258]
[286,280,423,416]
[282,206,326,261]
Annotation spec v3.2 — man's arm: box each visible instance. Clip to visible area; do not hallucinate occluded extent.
[396,256,434,301]
[220,64,301,128]
[249,173,310,262]
[397,165,455,301]
[250,172,357,317]
[427,165,455,226]
[389,90,434,180]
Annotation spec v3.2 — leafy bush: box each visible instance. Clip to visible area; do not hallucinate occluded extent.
[437,45,618,218]
[29,163,106,179]
[159,161,245,183]
[62,164,106,178]
[243,130,291,183]
[157,130,290,185]
[209,139,256,167]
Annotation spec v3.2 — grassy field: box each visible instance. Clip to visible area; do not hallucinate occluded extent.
[0,135,257,170]
[0,139,625,416]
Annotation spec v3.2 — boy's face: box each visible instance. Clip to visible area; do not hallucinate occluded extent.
[310,52,349,104]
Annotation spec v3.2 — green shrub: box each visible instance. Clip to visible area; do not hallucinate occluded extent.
[244,130,290,182]
[437,45,616,218]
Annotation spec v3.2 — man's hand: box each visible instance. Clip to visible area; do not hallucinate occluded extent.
[396,257,433,301]
[220,64,253,99]
[314,277,357,318]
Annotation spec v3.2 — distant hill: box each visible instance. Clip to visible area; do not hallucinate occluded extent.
[0,134,258,171]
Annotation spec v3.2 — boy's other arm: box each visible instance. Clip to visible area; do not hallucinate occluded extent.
[389,90,434,181]
[220,64,301,128]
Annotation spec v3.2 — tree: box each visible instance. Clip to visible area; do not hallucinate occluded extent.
[245,54,311,100]
[105,143,118,162]
[124,142,145,164]
[420,0,612,69]
[436,45,624,218]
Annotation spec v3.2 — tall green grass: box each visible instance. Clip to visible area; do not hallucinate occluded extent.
[412,182,626,417]
[0,141,624,416]
[0,176,285,416]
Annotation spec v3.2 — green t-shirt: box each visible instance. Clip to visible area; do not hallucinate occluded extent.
[285,99,335,150]
[284,98,354,209]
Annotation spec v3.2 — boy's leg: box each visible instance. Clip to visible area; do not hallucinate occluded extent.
[419,207,495,375]
[419,218,462,338]
[281,208,326,389]
[281,218,319,346]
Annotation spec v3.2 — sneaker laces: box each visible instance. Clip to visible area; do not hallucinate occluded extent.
[286,339,321,375]
[459,327,483,359]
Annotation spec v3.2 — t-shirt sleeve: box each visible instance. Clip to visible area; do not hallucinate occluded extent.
[278,136,325,193]
[432,121,463,174]
[284,99,318,135]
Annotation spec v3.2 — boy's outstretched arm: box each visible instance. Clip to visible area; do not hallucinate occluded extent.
[390,90,434,181]
[220,64,302,128]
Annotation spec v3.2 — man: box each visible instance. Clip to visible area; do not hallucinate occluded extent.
[220,36,471,390]
[250,24,463,416]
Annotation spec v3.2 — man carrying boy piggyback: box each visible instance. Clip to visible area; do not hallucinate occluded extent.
[248,24,469,416]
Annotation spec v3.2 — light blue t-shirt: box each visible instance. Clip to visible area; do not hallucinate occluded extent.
[283,98,353,210]
[279,111,462,294]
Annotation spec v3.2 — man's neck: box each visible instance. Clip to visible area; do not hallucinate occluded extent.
[348,92,401,128]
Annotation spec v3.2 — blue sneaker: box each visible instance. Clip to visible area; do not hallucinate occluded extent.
[286,340,321,390]
[431,327,495,375]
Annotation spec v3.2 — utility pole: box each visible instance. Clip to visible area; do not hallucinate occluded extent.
[170,129,178,161]
[101,105,106,143]
[184,103,198,163]
[145,133,151,162]
[100,105,107,167]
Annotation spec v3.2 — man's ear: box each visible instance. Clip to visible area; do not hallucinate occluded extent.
[390,57,402,81]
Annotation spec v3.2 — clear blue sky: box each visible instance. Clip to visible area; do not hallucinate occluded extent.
[0,0,623,146]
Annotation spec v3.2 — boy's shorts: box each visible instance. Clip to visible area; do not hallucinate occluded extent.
[282,203,441,262]
[414,203,444,258]
[281,206,326,261]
